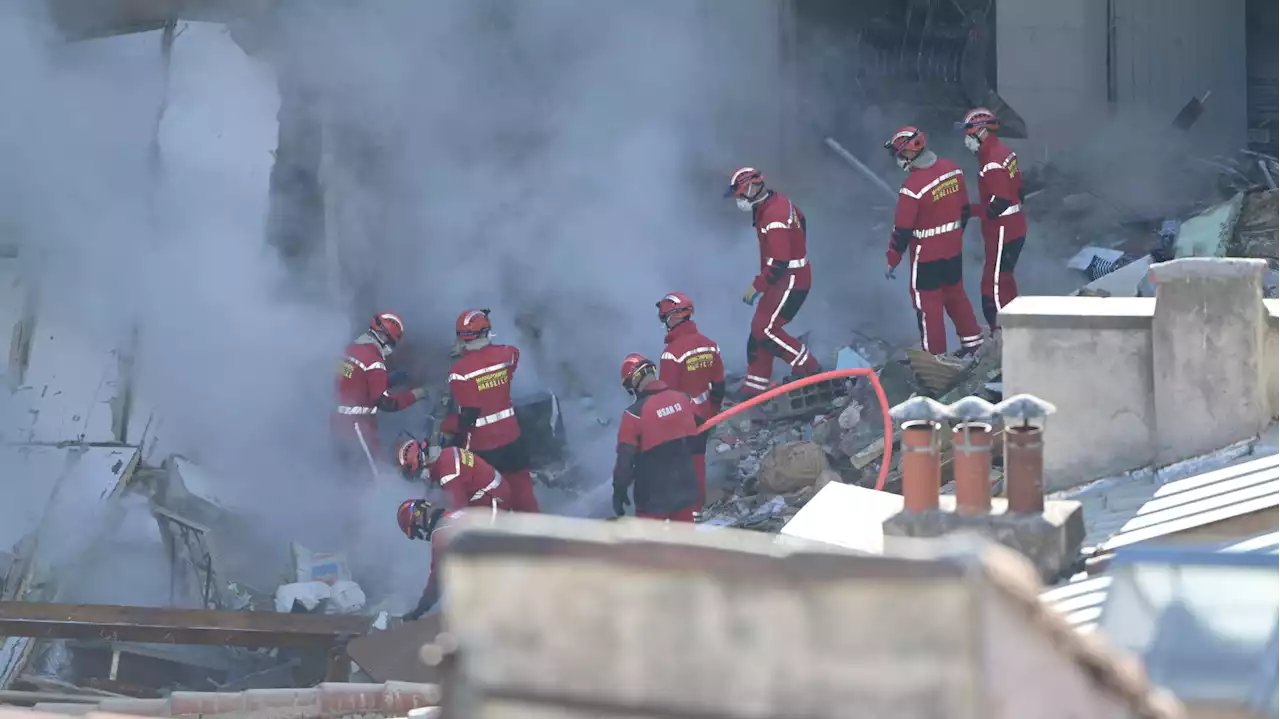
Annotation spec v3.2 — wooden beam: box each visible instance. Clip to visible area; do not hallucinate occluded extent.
[0,602,372,649]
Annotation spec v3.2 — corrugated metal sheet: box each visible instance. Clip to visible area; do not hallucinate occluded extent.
[1245,0,1278,155]
[1110,0,1248,154]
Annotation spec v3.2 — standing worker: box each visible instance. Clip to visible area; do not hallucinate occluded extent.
[334,312,428,475]
[724,167,821,398]
[882,127,985,359]
[656,292,724,509]
[442,308,540,513]
[396,440,512,512]
[612,353,701,522]
[959,108,1027,334]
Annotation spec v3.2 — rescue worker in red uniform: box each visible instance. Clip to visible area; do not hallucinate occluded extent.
[396,440,512,512]
[440,309,540,513]
[959,108,1027,333]
[656,292,725,509]
[333,312,427,472]
[725,167,821,398]
[882,128,985,359]
[397,503,500,621]
[612,354,701,522]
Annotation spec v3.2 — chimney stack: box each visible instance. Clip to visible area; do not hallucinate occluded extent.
[947,396,997,516]
[994,394,1058,514]
[889,396,952,513]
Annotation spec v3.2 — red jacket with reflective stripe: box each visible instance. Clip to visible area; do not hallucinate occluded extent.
[752,191,811,292]
[615,381,699,515]
[659,320,725,422]
[887,158,970,267]
[976,136,1027,240]
[428,447,512,511]
[335,338,417,415]
[447,343,522,451]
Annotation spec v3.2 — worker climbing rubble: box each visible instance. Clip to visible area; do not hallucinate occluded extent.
[656,292,725,509]
[959,107,1028,334]
[396,439,512,511]
[397,502,501,621]
[440,308,540,513]
[334,312,429,476]
[724,167,822,398]
[612,353,701,522]
[882,127,985,360]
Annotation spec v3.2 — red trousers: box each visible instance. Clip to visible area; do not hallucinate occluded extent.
[637,507,697,522]
[980,227,1025,330]
[744,275,818,396]
[474,440,541,513]
[331,414,383,482]
[910,253,983,355]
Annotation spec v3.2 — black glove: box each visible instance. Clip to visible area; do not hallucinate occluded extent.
[403,606,425,622]
[612,484,632,516]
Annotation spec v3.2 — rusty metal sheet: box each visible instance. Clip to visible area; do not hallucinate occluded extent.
[0,602,372,649]
[346,614,443,684]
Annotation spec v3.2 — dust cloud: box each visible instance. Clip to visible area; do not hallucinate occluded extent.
[0,1,859,602]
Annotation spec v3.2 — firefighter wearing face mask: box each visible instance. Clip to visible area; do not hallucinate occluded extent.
[656,292,724,508]
[441,309,540,513]
[333,312,429,473]
[725,167,821,398]
[959,108,1027,334]
[882,127,985,360]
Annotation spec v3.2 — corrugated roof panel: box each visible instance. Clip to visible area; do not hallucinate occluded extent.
[7,312,125,445]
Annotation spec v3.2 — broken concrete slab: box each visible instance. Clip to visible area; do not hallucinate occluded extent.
[778,482,903,554]
[1174,191,1245,258]
[882,498,1086,583]
[756,440,829,495]
[1071,255,1153,298]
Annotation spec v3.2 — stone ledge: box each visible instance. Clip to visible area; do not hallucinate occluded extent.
[1149,256,1269,282]
[882,499,1085,583]
[1000,296,1155,331]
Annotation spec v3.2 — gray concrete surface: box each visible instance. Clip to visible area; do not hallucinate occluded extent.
[1001,296,1157,489]
[1149,258,1272,464]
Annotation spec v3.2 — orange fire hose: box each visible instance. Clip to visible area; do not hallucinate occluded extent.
[699,368,894,492]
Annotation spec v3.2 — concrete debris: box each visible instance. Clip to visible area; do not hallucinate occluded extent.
[1174,191,1245,258]
[836,400,862,430]
[1229,188,1279,261]
[756,441,829,495]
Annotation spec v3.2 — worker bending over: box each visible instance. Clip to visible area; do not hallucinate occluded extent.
[397,439,511,512]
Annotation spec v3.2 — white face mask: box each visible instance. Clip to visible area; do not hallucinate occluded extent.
[736,197,752,212]
[964,135,981,153]
[895,156,912,171]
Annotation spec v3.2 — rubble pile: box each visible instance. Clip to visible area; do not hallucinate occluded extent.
[698,333,1005,531]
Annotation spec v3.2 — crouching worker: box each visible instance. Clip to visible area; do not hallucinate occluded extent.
[396,439,511,511]
[612,354,701,523]
[397,502,502,621]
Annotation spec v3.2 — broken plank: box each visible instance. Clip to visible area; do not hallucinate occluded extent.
[0,602,373,649]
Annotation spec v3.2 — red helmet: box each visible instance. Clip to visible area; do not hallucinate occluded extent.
[396,499,433,540]
[884,126,927,164]
[396,439,426,478]
[725,166,764,199]
[620,353,656,393]
[456,308,492,341]
[959,108,999,135]
[656,292,694,325]
[371,312,405,346]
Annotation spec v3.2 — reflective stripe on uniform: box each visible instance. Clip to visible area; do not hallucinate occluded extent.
[899,169,963,200]
[470,471,503,503]
[475,407,515,427]
[913,221,963,239]
[691,390,710,404]
[448,361,512,382]
[661,345,720,363]
[743,374,770,391]
[765,256,808,269]
[346,356,386,372]
[337,405,377,415]
[998,203,1021,217]
[437,449,462,486]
